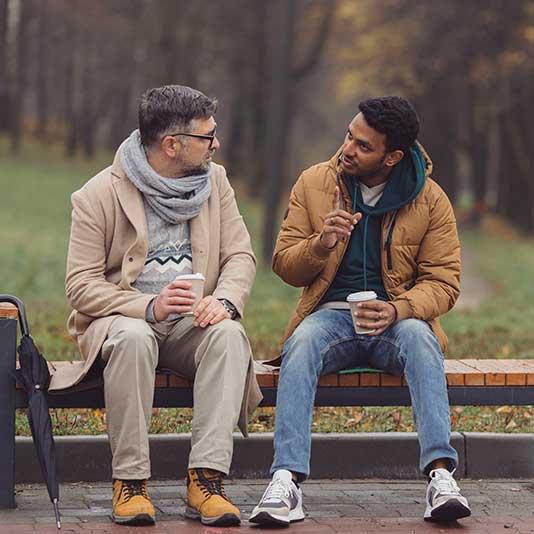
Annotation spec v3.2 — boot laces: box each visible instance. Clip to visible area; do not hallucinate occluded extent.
[121,479,148,502]
[196,470,228,500]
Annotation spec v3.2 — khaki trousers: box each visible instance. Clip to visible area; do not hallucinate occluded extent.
[100,316,251,480]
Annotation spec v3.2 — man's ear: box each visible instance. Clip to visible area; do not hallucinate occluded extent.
[161,135,180,158]
[385,149,404,167]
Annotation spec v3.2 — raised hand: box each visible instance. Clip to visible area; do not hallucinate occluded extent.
[319,186,362,248]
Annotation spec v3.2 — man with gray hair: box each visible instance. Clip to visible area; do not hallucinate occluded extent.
[60,85,260,527]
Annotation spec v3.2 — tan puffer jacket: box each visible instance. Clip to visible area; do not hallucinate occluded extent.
[273,146,460,353]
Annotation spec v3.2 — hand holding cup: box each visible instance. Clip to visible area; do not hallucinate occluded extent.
[153,279,196,322]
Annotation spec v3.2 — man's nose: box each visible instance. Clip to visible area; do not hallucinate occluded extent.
[343,141,356,156]
[212,135,221,150]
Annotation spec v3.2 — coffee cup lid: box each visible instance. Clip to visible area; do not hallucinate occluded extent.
[346,291,377,303]
[175,272,205,281]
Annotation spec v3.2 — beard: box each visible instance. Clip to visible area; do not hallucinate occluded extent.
[176,153,212,177]
[183,162,210,175]
[348,156,387,180]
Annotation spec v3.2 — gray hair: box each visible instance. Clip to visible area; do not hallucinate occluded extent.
[138,85,218,147]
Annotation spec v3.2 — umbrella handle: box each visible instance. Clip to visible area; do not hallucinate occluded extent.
[0,294,30,336]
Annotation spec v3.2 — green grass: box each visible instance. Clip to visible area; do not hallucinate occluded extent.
[2,137,533,436]
[442,231,534,358]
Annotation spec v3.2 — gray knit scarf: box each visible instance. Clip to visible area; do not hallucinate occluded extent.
[119,129,211,224]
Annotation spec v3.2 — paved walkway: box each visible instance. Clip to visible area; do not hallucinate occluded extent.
[454,245,492,311]
[1,479,533,532]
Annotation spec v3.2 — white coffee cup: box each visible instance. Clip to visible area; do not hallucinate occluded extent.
[174,273,205,315]
[346,291,378,334]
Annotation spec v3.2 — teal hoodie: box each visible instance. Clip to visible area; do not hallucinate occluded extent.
[320,144,427,304]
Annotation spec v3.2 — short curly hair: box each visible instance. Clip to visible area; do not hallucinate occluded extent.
[358,96,420,153]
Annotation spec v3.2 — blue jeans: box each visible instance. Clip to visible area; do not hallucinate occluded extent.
[270,309,458,479]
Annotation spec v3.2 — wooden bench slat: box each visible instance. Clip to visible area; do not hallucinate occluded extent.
[360,373,381,387]
[380,374,403,386]
[461,359,508,386]
[168,375,191,387]
[12,360,534,394]
[338,373,360,386]
[318,374,339,387]
[256,373,275,387]
[155,374,169,388]
[0,303,18,319]
[444,359,484,386]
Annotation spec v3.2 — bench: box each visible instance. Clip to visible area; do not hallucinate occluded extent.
[2,304,534,508]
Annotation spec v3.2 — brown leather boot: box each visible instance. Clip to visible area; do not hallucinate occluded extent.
[112,479,156,525]
[185,468,241,526]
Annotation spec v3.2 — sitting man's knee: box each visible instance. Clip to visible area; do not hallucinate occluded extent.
[207,318,246,339]
[104,318,158,364]
[394,319,443,364]
[396,318,434,342]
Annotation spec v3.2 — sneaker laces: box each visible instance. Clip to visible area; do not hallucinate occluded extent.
[195,470,229,501]
[121,480,148,502]
[431,470,461,496]
[261,477,292,503]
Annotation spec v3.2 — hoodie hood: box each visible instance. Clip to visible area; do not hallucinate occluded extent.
[350,142,427,216]
[329,141,432,215]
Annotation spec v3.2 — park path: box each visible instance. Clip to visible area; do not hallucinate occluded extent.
[455,244,493,311]
[2,478,533,533]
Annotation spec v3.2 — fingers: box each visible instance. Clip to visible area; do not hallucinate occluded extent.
[353,301,394,332]
[324,215,353,238]
[169,280,193,290]
[193,296,211,319]
[356,300,383,311]
[193,297,229,327]
[154,289,195,321]
[333,186,340,210]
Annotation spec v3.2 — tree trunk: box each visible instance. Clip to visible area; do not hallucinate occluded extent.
[261,0,296,263]
[35,0,49,141]
[10,0,32,153]
[0,0,10,131]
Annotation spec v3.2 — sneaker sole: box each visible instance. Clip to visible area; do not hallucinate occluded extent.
[249,509,305,526]
[112,512,156,526]
[185,506,241,526]
[249,510,290,527]
[424,499,471,522]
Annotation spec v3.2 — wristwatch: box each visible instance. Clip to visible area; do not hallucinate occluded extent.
[218,299,238,320]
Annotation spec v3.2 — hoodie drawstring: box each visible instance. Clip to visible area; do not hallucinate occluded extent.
[362,215,370,290]
[353,183,370,291]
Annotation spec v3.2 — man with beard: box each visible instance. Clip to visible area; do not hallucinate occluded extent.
[250,96,471,526]
[60,85,260,527]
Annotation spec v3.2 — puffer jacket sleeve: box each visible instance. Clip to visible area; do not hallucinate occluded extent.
[272,171,335,287]
[391,187,461,321]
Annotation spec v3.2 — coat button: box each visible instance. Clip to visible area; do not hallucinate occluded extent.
[128,257,134,262]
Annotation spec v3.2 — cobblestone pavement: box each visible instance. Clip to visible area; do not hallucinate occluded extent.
[1,479,533,533]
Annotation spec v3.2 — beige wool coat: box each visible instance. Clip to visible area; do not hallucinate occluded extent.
[49,152,262,434]
[273,145,461,354]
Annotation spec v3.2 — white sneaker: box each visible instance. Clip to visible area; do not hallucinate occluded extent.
[249,469,305,526]
[424,468,471,522]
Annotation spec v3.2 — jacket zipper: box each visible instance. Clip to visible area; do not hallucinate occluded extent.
[384,210,398,271]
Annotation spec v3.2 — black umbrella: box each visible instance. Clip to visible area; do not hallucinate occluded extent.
[0,295,61,529]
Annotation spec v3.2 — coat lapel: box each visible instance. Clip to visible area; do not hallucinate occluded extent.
[110,158,148,286]
[190,199,209,275]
